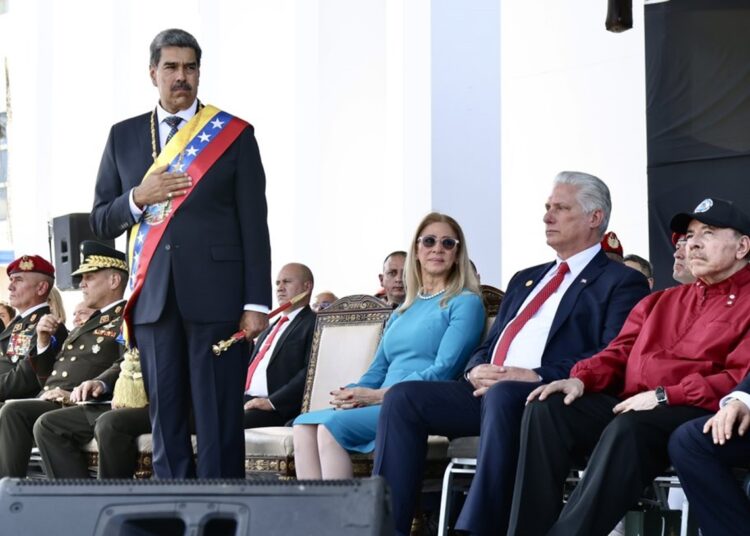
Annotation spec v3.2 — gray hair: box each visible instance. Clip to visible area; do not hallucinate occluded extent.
[553,171,611,237]
[150,29,202,67]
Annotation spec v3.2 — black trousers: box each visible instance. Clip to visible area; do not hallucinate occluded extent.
[242,395,287,428]
[0,399,59,477]
[508,392,709,536]
[34,405,151,478]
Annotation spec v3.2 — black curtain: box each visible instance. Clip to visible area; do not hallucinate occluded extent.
[646,0,750,290]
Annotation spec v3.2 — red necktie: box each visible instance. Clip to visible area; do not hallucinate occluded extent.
[491,262,570,366]
[244,315,289,391]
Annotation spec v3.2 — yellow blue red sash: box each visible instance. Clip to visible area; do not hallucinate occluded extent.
[123,105,248,343]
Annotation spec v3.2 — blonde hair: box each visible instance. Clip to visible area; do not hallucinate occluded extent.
[400,212,480,312]
[47,286,67,324]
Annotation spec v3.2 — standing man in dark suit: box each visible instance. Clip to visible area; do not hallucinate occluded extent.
[373,171,650,536]
[0,242,127,477]
[90,28,272,478]
[668,374,750,536]
[244,263,316,428]
[0,255,68,401]
[509,198,750,536]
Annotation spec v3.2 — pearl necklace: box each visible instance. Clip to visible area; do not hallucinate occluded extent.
[417,288,446,300]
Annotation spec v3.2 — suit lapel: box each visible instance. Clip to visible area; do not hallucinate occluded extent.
[504,262,556,324]
[545,250,608,344]
[267,307,310,366]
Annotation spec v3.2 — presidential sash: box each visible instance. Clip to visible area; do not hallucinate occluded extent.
[123,105,249,343]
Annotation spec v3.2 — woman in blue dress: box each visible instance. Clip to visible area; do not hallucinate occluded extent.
[293,212,486,478]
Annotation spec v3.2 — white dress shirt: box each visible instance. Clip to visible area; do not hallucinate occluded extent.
[246,307,303,398]
[495,243,602,371]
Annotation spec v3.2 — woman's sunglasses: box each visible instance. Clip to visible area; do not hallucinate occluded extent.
[417,235,460,250]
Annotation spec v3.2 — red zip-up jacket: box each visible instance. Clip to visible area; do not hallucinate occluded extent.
[572,265,750,411]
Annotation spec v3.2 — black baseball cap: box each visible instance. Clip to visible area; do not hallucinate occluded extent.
[670,198,750,237]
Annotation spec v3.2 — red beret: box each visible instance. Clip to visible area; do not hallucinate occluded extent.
[671,232,685,246]
[7,255,55,278]
[601,231,623,257]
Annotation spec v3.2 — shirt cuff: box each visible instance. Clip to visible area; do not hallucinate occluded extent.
[129,188,144,221]
[244,304,270,314]
[721,391,750,410]
[36,343,50,354]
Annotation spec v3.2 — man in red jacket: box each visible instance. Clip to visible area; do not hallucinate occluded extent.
[508,197,750,536]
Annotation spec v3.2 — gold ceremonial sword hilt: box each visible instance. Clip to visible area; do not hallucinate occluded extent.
[211,290,311,356]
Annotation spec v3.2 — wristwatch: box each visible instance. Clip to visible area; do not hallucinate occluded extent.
[655,386,668,406]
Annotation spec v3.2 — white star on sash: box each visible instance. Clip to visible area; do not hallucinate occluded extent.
[198,132,211,143]
[210,118,225,129]
[186,146,198,157]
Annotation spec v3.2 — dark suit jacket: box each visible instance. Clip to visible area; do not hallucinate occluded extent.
[89,110,272,324]
[249,306,316,421]
[0,306,69,401]
[465,249,650,381]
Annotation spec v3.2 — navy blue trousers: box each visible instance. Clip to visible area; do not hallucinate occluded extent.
[669,415,750,536]
[372,379,539,536]
[135,280,246,479]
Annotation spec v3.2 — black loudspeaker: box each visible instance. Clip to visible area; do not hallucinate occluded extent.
[0,477,393,536]
[50,213,113,290]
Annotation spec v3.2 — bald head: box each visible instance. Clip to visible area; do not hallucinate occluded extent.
[312,291,338,312]
[275,263,314,309]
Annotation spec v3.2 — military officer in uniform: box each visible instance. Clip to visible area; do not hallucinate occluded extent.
[0,242,127,477]
[35,346,151,479]
[0,255,68,401]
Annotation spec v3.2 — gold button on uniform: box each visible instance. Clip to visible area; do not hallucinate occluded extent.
[51,370,57,376]
[67,345,73,350]
[59,357,65,362]
[62,371,68,378]
[70,356,77,362]
[79,344,85,350]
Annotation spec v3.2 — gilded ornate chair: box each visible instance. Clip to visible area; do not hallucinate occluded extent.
[244,294,393,477]
[480,284,505,317]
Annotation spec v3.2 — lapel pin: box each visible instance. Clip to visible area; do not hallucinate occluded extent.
[580,279,587,284]
[525,280,533,287]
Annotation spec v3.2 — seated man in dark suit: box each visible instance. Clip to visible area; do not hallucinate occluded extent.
[243,263,316,428]
[509,197,750,536]
[0,255,68,401]
[0,242,127,477]
[373,171,650,536]
[668,374,750,535]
